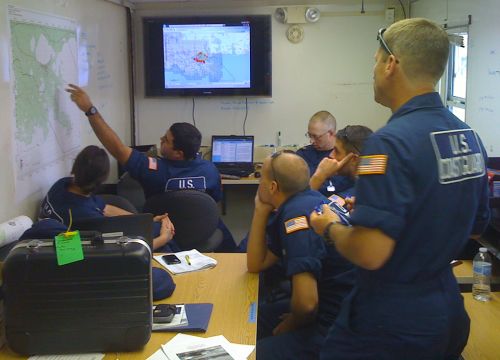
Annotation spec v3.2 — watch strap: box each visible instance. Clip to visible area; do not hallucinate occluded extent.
[85,106,97,116]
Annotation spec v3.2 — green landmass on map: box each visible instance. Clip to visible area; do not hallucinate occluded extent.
[10,21,75,145]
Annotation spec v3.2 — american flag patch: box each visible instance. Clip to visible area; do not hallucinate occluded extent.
[357,155,388,175]
[148,157,158,171]
[284,216,309,234]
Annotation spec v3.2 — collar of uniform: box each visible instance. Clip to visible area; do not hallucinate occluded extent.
[274,188,313,219]
[165,158,200,168]
[387,92,444,124]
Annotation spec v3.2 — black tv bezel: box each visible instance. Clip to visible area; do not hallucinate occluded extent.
[143,15,272,97]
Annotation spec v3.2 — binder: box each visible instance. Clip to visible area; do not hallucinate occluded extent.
[153,303,213,332]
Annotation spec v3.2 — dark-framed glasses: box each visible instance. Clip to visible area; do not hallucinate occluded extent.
[377,28,395,57]
[305,130,330,141]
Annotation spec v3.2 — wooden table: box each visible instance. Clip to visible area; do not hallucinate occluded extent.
[454,260,500,360]
[0,253,259,359]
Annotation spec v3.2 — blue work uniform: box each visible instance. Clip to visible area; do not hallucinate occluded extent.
[257,189,354,360]
[321,93,491,360]
[124,150,236,251]
[38,177,175,252]
[296,145,354,196]
[39,177,105,224]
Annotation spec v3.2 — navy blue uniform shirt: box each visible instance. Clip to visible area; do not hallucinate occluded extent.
[124,150,222,201]
[267,189,354,328]
[351,92,490,284]
[296,145,354,196]
[39,177,105,225]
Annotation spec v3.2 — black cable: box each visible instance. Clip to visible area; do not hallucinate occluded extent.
[192,97,196,127]
[243,97,248,135]
[397,0,407,19]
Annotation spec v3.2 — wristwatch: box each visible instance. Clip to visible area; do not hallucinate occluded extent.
[85,106,98,117]
[323,221,341,243]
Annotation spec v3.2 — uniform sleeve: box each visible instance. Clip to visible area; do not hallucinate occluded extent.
[123,149,150,182]
[279,214,323,279]
[471,148,491,235]
[350,135,415,241]
[206,164,222,202]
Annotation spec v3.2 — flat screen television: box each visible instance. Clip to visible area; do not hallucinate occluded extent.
[143,15,272,97]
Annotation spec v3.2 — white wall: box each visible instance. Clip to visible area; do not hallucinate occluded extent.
[0,0,131,222]
[132,1,391,149]
[412,0,500,156]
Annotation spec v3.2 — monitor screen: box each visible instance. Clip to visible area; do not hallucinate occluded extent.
[211,136,254,164]
[144,15,271,97]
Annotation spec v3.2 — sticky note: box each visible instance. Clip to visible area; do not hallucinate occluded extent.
[55,231,84,266]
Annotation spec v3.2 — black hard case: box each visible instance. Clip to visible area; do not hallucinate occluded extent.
[2,236,152,355]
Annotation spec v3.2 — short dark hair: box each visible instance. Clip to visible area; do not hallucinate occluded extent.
[71,145,110,194]
[336,125,373,154]
[169,122,202,160]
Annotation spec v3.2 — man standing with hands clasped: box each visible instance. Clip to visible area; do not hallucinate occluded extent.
[310,18,490,359]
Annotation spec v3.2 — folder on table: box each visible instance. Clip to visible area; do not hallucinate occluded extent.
[153,303,213,333]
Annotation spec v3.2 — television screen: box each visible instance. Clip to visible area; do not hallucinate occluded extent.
[143,15,272,97]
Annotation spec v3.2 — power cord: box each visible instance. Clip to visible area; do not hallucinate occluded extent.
[243,97,248,135]
[192,97,196,127]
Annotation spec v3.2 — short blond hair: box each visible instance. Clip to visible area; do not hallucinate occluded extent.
[309,111,337,132]
[384,18,449,85]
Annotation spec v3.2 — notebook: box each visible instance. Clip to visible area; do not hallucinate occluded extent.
[73,213,154,249]
[152,303,213,333]
[154,249,217,275]
[211,135,255,177]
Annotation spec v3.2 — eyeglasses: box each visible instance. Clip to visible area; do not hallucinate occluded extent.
[269,150,295,187]
[377,28,395,57]
[336,126,361,154]
[305,130,330,141]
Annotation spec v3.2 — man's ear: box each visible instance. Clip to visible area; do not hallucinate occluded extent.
[270,180,279,195]
[385,55,398,76]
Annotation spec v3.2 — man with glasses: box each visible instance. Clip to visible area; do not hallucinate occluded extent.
[310,125,373,197]
[310,18,490,359]
[247,151,354,360]
[297,111,354,196]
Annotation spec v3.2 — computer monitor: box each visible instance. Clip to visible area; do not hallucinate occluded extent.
[210,135,254,166]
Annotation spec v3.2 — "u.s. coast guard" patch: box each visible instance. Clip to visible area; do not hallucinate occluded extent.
[430,129,485,184]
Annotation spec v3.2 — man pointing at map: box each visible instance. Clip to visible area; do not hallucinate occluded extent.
[66,83,237,251]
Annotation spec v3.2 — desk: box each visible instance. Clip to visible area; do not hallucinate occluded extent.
[454,261,500,360]
[0,253,258,360]
[462,292,500,360]
[221,175,259,215]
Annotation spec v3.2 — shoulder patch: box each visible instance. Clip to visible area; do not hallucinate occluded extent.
[284,216,309,234]
[357,155,388,175]
[148,157,158,171]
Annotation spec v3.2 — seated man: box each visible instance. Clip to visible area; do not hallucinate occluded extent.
[310,125,373,199]
[66,84,236,252]
[247,151,354,360]
[296,111,353,196]
[39,145,175,251]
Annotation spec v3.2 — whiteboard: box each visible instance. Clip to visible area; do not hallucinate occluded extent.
[0,0,131,222]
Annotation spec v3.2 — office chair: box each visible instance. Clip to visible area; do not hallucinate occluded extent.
[143,190,223,252]
[116,172,146,212]
[98,194,138,214]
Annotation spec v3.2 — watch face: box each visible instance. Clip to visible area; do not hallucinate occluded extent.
[86,106,97,116]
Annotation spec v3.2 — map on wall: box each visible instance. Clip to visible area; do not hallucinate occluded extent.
[8,5,81,202]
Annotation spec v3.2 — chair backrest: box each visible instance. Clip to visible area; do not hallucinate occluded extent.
[98,194,138,214]
[143,190,221,252]
[117,173,146,212]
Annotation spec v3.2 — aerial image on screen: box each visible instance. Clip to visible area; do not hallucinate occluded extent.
[163,23,251,89]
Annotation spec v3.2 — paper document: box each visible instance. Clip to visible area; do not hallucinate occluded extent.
[147,334,255,360]
[154,249,217,275]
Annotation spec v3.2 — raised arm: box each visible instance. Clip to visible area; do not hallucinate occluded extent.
[66,84,132,165]
[310,153,354,190]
